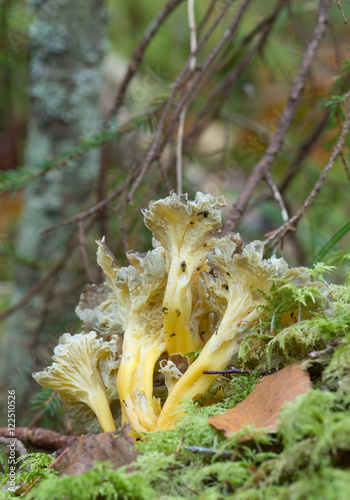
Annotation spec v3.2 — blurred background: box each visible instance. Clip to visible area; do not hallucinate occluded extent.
[0,0,349,428]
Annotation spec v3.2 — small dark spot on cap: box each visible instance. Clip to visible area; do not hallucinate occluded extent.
[170,333,176,337]
[181,261,187,272]
[203,211,208,218]
[176,310,181,317]
[162,307,168,314]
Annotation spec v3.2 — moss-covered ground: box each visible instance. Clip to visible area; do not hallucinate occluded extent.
[1,268,350,500]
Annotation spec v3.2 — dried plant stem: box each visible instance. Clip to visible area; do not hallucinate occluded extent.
[265,97,350,248]
[176,0,197,194]
[264,172,289,222]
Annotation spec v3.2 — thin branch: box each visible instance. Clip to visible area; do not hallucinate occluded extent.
[176,0,197,194]
[40,161,142,234]
[158,158,172,192]
[279,110,330,193]
[108,0,185,118]
[0,232,76,322]
[0,112,154,196]
[127,0,252,203]
[223,0,331,233]
[174,434,186,460]
[265,96,350,248]
[264,172,289,222]
[184,446,233,458]
[203,367,275,375]
[340,150,350,181]
[177,0,287,158]
[119,199,129,255]
[96,142,110,240]
[197,0,216,34]
[337,0,348,24]
[0,427,74,452]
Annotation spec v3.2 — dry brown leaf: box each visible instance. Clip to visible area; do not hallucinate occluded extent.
[51,424,139,476]
[209,364,311,439]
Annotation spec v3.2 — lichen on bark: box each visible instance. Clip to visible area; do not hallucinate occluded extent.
[0,0,107,422]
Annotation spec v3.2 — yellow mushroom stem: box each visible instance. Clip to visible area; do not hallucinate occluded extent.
[87,384,117,433]
[157,302,260,430]
[162,256,200,355]
[116,326,165,433]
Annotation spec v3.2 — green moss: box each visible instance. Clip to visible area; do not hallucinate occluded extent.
[6,282,350,500]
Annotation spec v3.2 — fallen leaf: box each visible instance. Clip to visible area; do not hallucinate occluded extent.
[209,364,311,439]
[52,424,139,476]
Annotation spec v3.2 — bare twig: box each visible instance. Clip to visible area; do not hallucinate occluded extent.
[337,0,348,24]
[127,0,252,203]
[0,233,77,322]
[40,166,138,234]
[177,0,287,158]
[108,0,185,117]
[197,0,216,34]
[39,107,164,234]
[0,427,74,451]
[119,199,129,255]
[264,172,289,222]
[340,149,350,181]
[203,367,275,375]
[279,111,330,193]
[224,0,331,233]
[158,159,173,192]
[176,0,197,194]
[184,445,233,458]
[174,434,186,460]
[265,95,350,248]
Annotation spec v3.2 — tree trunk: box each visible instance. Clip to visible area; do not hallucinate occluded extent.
[0,0,106,423]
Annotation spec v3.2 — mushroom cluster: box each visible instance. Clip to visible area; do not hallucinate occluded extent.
[33,192,324,434]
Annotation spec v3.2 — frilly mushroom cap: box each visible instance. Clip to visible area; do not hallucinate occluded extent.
[110,249,168,432]
[75,284,124,337]
[33,332,114,401]
[32,332,119,432]
[115,248,167,320]
[142,191,226,263]
[209,237,326,296]
[96,238,119,291]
